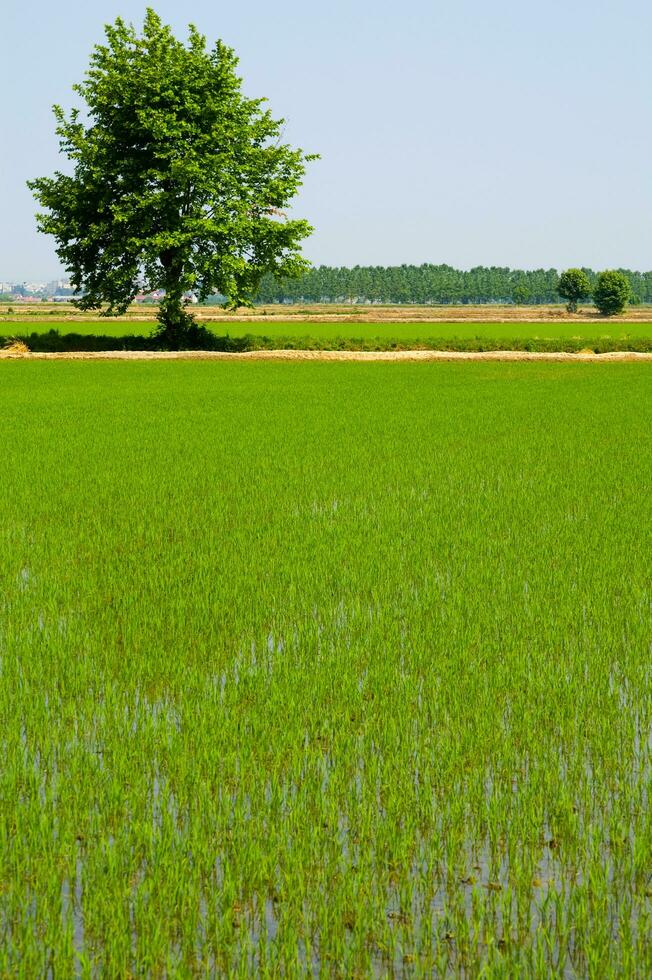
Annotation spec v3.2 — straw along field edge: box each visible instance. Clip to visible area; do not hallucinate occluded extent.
[2,360,651,976]
[6,301,652,321]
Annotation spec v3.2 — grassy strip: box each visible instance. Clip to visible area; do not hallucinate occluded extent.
[4,318,652,340]
[10,328,652,353]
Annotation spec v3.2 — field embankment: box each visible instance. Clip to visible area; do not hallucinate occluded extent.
[5,301,652,321]
[2,347,652,362]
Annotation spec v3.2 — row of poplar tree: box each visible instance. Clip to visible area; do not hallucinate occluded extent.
[254,265,652,306]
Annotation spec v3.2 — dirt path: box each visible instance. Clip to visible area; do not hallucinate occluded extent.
[2,349,652,362]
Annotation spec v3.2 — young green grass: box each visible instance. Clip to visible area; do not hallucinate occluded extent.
[3,316,652,350]
[1,361,650,975]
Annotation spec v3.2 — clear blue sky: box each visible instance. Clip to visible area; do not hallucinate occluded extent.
[2,0,651,278]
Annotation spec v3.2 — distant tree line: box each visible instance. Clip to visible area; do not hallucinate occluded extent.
[254,265,652,306]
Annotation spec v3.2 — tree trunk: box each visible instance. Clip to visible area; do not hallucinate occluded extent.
[156,249,195,348]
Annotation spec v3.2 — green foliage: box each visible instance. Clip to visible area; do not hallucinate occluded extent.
[557,268,592,313]
[511,284,530,304]
[28,8,316,345]
[1,362,651,974]
[256,264,566,304]
[254,264,652,306]
[593,270,631,316]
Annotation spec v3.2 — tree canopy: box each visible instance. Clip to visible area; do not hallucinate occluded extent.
[593,270,630,317]
[254,264,652,306]
[557,268,592,313]
[28,9,316,345]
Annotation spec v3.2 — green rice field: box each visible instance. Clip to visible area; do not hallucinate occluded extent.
[2,361,651,975]
[3,317,652,347]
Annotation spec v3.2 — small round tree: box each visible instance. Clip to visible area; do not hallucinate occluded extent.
[512,284,530,305]
[28,9,317,347]
[557,268,591,313]
[593,271,631,317]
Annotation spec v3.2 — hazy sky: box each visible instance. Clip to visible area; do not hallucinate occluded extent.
[2,0,651,278]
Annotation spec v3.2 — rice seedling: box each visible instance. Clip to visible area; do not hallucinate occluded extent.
[0,361,650,975]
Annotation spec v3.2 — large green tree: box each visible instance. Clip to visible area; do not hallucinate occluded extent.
[557,268,592,313]
[593,270,630,316]
[28,9,316,346]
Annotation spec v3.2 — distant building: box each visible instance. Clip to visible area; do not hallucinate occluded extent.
[45,279,72,295]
